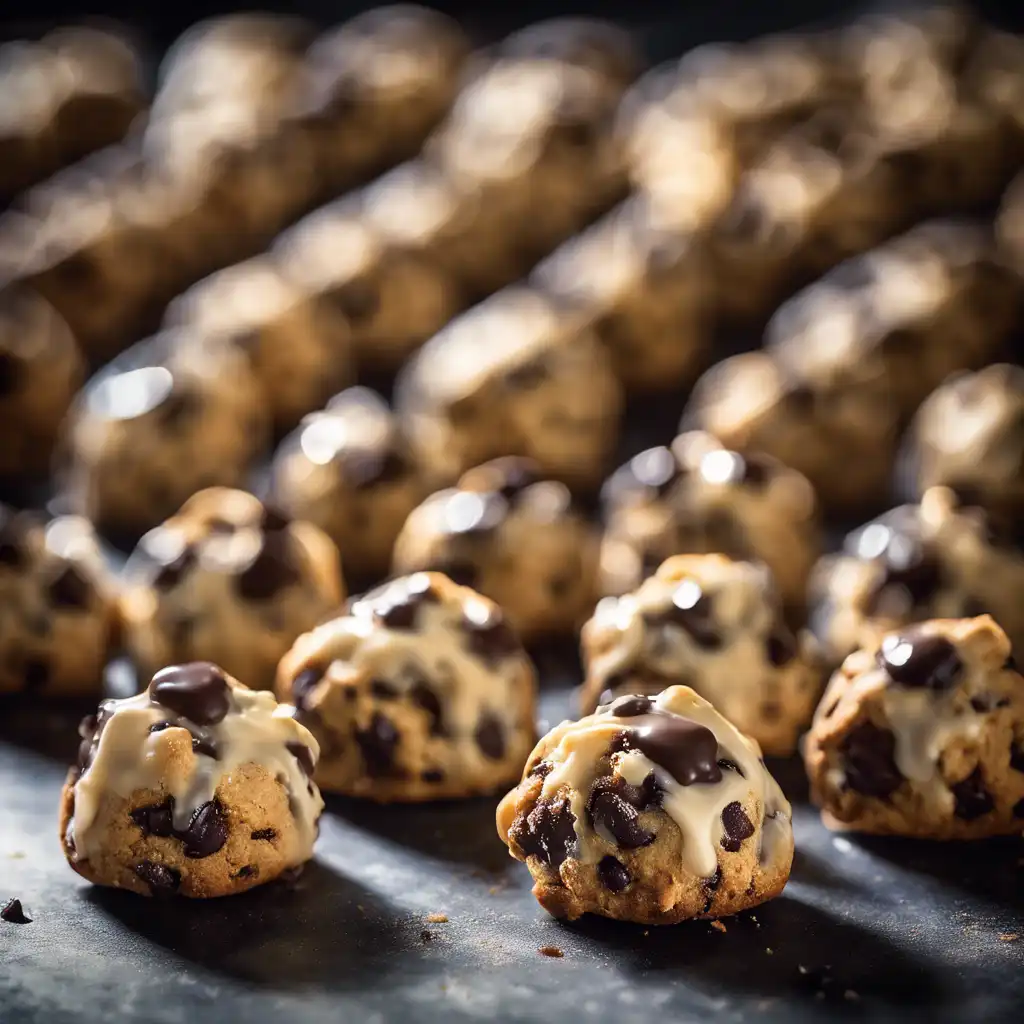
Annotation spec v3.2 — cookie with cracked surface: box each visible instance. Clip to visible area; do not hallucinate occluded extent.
[276,572,537,801]
[120,488,344,693]
[392,457,599,641]
[599,431,821,615]
[497,686,793,923]
[0,507,117,696]
[580,554,821,755]
[60,661,323,897]
[270,387,429,583]
[805,615,1024,838]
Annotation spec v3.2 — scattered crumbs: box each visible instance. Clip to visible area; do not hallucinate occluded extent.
[710,920,727,933]
[427,913,448,924]
[421,930,433,942]
[1,899,31,924]
[844,990,860,1002]
[998,933,1019,942]
[765,947,774,956]
[539,945,564,959]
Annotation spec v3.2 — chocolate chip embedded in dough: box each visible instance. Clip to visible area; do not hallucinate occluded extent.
[150,662,231,726]
[602,694,653,718]
[878,629,962,692]
[839,720,903,799]
[474,714,506,760]
[251,828,277,841]
[22,658,50,692]
[649,579,721,650]
[509,795,577,867]
[720,801,755,852]
[701,866,722,914]
[461,604,522,665]
[949,767,995,821]
[178,801,229,858]
[134,860,181,896]
[597,855,631,892]
[766,630,797,666]
[374,573,438,630]
[290,665,325,710]
[152,548,195,590]
[370,679,399,699]
[236,532,301,601]
[421,768,445,783]
[46,565,92,609]
[1010,744,1024,774]
[587,776,655,849]
[287,741,316,778]
[130,800,175,838]
[355,712,400,777]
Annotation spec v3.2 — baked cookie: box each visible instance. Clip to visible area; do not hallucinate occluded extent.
[395,288,623,492]
[599,431,821,615]
[0,285,84,480]
[57,331,270,538]
[804,615,1024,838]
[580,555,821,755]
[809,486,1024,668]
[0,508,117,697]
[273,200,461,373]
[276,572,537,801]
[165,256,356,432]
[60,661,323,897]
[496,686,794,923]
[393,457,599,642]
[269,387,429,584]
[121,488,344,693]
[903,363,1024,517]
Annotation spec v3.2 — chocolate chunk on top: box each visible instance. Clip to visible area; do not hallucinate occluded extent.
[602,694,654,718]
[878,630,962,692]
[615,709,723,787]
[150,662,232,726]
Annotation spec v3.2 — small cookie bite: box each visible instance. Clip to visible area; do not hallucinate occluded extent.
[805,616,1024,838]
[580,555,820,756]
[276,572,537,802]
[808,487,1024,668]
[165,256,355,433]
[0,285,84,481]
[599,432,821,615]
[496,686,794,923]
[57,332,270,539]
[903,364,1024,517]
[121,488,344,693]
[393,457,599,642]
[269,388,428,584]
[395,288,623,492]
[0,508,117,697]
[60,661,324,897]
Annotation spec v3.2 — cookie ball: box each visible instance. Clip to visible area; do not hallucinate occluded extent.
[57,332,270,539]
[580,555,821,755]
[270,388,429,584]
[805,615,1024,838]
[0,508,117,697]
[165,256,355,432]
[273,200,462,373]
[684,351,899,514]
[393,457,599,642]
[396,288,623,492]
[904,364,1024,517]
[60,661,324,898]
[121,488,344,693]
[0,285,84,480]
[496,686,794,923]
[809,487,1024,667]
[599,432,821,614]
[276,572,537,801]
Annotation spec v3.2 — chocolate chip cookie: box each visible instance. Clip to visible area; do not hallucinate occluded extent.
[60,661,324,897]
[276,572,537,802]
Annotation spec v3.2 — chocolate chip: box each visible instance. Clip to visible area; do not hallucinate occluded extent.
[331,278,379,324]
[261,506,291,533]
[46,565,92,609]
[617,714,723,787]
[1014,798,1024,819]
[152,548,195,590]
[766,631,797,666]
[290,666,324,710]
[840,721,903,799]
[474,715,505,760]
[150,662,231,726]
[421,768,445,783]
[602,694,653,718]
[409,681,445,736]
[528,761,552,779]
[462,606,522,665]
[236,533,300,601]
[0,353,23,397]
[158,389,201,429]
[1,898,31,924]
[287,741,315,777]
[859,517,943,616]
[587,777,656,849]
[969,695,1009,712]
[371,679,399,699]
[503,359,548,390]
[178,801,229,858]
[134,860,181,896]
[761,702,781,722]
[251,828,277,841]
[191,735,219,759]
[950,767,994,821]
[597,855,631,892]
[355,712,400,776]
[878,630,962,692]
[23,658,50,692]
[77,707,112,771]
[702,867,722,913]
[720,801,755,852]
[650,580,721,650]
[374,574,438,630]
[509,796,577,867]
[717,758,744,777]
[130,800,175,837]
[233,865,258,879]
[1010,744,1024,773]
[1004,654,1019,674]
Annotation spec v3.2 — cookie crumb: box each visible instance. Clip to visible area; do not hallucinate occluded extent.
[1,899,31,924]
[998,933,1019,942]
[710,920,727,933]
[539,945,564,958]
[426,913,448,924]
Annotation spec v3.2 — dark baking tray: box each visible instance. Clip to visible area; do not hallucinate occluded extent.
[2,2,1024,1022]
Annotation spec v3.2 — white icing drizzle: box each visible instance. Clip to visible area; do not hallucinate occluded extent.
[70,684,323,863]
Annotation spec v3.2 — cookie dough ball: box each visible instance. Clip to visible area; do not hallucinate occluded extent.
[396,288,623,492]
[809,487,1024,667]
[805,615,1024,838]
[60,661,324,898]
[121,488,344,693]
[273,200,462,373]
[599,433,821,615]
[165,256,355,432]
[0,285,84,480]
[393,458,599,642]
[270,387,428,584]
[58,332,271,539]
[496,686,794,923]
[581,555,821,755]
[904,364,1024,517]
[276,572,537,801]
[0,508,117,697]
[685,351,899,514]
